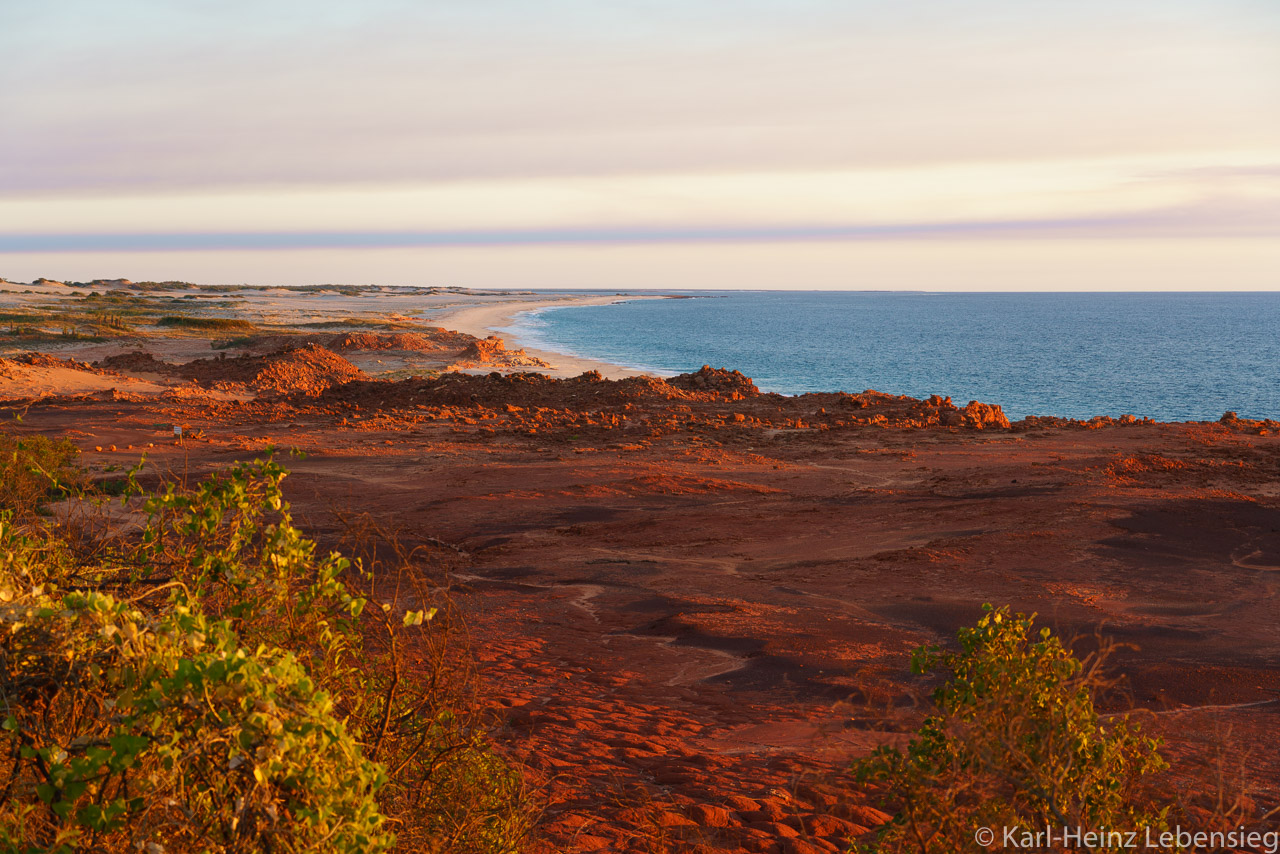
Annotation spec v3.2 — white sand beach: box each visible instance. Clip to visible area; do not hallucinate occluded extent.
[433,294,665,380]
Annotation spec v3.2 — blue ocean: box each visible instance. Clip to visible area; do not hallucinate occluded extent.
[498,292,1280,422]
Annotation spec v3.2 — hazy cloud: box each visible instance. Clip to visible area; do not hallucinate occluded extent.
[4,194,1275,254]
[3,1,1277,193]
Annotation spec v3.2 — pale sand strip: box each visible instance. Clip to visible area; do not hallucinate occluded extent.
[433,295,667,380]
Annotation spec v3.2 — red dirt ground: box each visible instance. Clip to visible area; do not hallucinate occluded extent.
[6,350,1279,853]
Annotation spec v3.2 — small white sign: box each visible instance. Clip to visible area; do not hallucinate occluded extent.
[173,425,182,437]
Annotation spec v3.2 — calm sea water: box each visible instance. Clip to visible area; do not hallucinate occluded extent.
[498,292,1280,422]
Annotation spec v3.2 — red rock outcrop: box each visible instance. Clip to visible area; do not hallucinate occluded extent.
[667,365,759,398]
[6,352,115,376]
[1219,411,1279,435]
[328,332,449,352]
[96,352,180,374]
[957,400,1011,430]
[176,344,365,396]
[251,344,366,395]
[457,336,509,361]
[454,336,551,369]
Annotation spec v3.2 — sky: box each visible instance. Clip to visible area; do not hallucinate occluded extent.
[1,0,1278,290]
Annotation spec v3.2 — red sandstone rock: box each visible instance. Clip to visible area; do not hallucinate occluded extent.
[803,814,862,837]
[653,810,698,827]
[668,365,760,397]
[455,335,552,369]
[783,841,830,854]
[687,803,733,827]
[96,351,179,374]
[250,345,365,395]
[328,331,449,352]
[840,805,891,827]
[12,352,115,375]
[458,335,510,361]
[961,400,1010,429]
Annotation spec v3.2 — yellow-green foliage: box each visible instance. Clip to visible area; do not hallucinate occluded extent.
[0,433,82,516]
[853,605,1171,854]
[0,570,388,851]
[0,443,529,853]
[0,461,392,852]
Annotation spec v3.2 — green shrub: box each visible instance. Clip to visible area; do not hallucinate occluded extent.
[0,457,392,852]
[0,433,82,516]
[852,605,1171,853]
[0,446,530,853]
[0,566,390,852]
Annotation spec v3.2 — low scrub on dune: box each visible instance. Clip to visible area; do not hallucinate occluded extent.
[0,435,532,852]
[156,315,255,331]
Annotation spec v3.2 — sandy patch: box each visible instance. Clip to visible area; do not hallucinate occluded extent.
[0,361,168,401]
[434,295,668,380]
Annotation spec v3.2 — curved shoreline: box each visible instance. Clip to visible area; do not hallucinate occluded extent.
[432,294,666,380]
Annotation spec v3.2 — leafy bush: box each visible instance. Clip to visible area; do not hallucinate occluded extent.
[0,432,82,516]
[852,605,1171,853]
[0,569,389,851]
[0,458,391,851]
[0,441,530,853]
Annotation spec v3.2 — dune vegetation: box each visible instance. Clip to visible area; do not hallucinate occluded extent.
[0,433,533,853]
